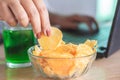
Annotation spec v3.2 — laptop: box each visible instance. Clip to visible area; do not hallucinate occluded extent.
[61,0,120,58]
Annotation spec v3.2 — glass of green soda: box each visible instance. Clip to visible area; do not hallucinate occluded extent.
[2,23,35,68]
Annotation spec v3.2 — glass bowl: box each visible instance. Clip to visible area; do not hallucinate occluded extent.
[28,46,96,80]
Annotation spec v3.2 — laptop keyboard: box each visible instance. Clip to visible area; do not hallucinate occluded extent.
[63,24,111,42]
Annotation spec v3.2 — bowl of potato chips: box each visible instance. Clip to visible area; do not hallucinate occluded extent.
[28,27,97,80]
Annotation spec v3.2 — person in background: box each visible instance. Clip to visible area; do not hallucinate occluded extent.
[44,0,99,33]
[49,12,98,32]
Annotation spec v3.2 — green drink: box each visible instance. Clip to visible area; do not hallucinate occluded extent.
[2,25,35,68]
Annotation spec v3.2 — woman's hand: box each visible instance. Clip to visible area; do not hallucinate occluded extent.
[0,0,51,38]
[50,13,99,33]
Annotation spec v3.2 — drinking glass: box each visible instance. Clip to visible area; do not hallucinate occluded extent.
[2,23,35,68]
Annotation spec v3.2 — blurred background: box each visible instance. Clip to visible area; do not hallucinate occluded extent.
[0,0,118,43]
[0,0,118,30]
[45,0,117,23]
[43,0,118,47]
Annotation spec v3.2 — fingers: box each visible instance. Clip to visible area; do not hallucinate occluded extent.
[33,0,51,36]
[8,0,29,27]
[0,15,3,20]
[0,1,17,26]
[85,16,99,33]
[71,15,99,33]
[90,17,99,31]
[20,0,41,38]
[61,21,78,30]
[0,0,51,38]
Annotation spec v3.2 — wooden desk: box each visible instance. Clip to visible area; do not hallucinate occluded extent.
[0,44,120,80]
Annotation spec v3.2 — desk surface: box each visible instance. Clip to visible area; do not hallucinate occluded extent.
[0,44,120,80]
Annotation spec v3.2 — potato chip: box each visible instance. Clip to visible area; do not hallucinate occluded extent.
[84,39,97,48]
[66,43,77,55]
[41,50,74,58]
[32,45,41,56]
[76,44,94,57]
[43,66,55,77]
[39,50,75,77]
[38,27,63,50]
[60,40,65,45]
[46,56,75,77]
[75,57,90,74]
[55,45,72,53]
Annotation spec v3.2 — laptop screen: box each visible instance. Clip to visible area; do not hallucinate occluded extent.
[106,0,120,57]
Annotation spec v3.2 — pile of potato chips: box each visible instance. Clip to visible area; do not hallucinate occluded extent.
[32,27,97,78]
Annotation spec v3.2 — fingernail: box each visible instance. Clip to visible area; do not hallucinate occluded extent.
[10,22,16,27]
[36,33,41,39]
[8,19,17,27]
[20,19,29,27]
[46,28,51,36]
